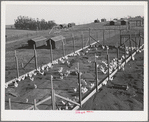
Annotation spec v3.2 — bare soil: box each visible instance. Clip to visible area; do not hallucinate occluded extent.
[80,51,144,110]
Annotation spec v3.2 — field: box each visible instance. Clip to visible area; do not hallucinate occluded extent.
[6,29,37,42]
[5,22,144,110]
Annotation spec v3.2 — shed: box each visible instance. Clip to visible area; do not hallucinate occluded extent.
[68,23,75,27]
[109,21,115,25]
[47,35,66,49]
[94,19,100,23]
[28,36,47,48]
[128,18,143,26]
[121,20,127,25]
[101,18,106,22]
[59,24,68,29]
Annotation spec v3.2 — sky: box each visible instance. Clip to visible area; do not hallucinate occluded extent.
[4,2,145,25]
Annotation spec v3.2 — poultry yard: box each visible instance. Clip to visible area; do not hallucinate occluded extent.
[5,24,144,110]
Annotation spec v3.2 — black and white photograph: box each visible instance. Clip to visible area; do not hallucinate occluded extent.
[1,1,148,121]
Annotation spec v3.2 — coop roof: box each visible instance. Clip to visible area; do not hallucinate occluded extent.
[30,36,47,42]
[50,35,65,42]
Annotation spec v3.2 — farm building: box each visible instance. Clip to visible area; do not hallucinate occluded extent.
[94,19,100,23]
[28,36,47,48]
[59,24,68,29]
[121,20,128,25]
[46,35,66,49]
[109,21,115,25]
[6,25,15,29]
[101,18,106,22]
[128,18,144,26]
[68,23,75,27]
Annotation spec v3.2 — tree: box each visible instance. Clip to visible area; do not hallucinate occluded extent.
[14,16,57,30]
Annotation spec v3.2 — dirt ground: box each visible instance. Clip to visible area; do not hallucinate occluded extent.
[80,51,144,110]
[5,42,144,110]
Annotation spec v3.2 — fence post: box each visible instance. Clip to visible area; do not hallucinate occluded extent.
[15,50,19,78]
[78,72,82,107]
[81,32,84,50]
[103,29,105,45]
[107,52,110,80]
[120,30,122,46]
[72,33,75,54]
[33,99,37,110]
[124,44,126,64]
[62,37,65,57]
[52,90,56,110]
[89,28,91,46]
[51,75,55,110]
[129,34,132,59]
[49,40,53,63]
[117,47,119,69]
[9,98,11,110]
[139,31,141,48]
[33,45,38,70]
[96,30,98,41]
[135,33,137,48]
[77,63,82,107]
[95,54,98,92]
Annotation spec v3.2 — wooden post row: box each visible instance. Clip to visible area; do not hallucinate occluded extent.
[15,50,19,78]
[50,40,53,63]
[33,45,38,70]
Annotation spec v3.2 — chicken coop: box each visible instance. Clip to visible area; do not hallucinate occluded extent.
[46,35,66,49]
[28,36,47,48]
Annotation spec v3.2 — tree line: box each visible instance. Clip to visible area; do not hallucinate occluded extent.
[14,16,57,30]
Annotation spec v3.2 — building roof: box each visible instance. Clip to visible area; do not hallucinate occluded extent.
[110,20,116,23]
[68,22,75,25]
[121,20,128,22]
[30,36,47,42]
[50,35,65,42]
[128,17,143,21]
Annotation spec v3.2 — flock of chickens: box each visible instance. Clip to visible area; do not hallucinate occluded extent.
[5,43,144,110]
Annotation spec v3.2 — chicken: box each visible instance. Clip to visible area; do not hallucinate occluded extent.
[102,45,105,49]
[14,81,18,87]
[58,67,63,73]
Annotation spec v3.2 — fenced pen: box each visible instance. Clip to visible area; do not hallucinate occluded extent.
[5,24,144,110]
